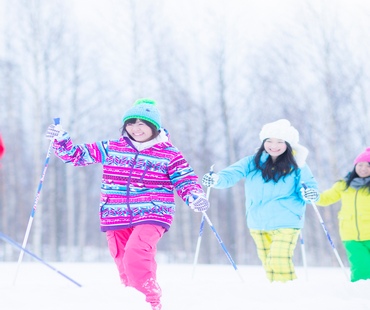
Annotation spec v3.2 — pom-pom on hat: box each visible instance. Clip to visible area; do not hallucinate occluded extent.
[259,119,299,146]
[122,98,161,130]
[354,147,370,165]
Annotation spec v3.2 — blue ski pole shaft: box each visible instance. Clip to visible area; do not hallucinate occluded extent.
[302,183,349,280]
[299,230,308,281]
[192,215,205,279]
[202,212,244,282]
[14,118,60,285]
[0,231,82,287]
[192,165,214,279]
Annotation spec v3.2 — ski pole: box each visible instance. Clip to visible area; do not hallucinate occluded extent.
[13,117,60,285]
[0,231,82,287]
[302,183,349,280]
[191,214,205,280]
[192,164,214,279]
[202,211,244,282]
[299,230,308,281]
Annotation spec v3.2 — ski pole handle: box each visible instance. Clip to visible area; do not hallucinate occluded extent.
[54,117,60,125]
[302,182,318,203]
[206,164,215,200]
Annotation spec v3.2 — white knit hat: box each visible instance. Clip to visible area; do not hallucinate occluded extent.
[259,119,299,145]
[259,119,308,167]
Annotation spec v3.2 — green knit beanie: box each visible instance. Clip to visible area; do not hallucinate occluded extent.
[122,98,161,130]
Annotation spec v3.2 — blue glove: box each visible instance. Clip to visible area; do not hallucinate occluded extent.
[202,173,219,187]
[188,193,210,212]
[46,124,65,141]
[300,187,319,202]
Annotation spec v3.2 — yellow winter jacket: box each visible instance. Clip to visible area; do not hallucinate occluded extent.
[317,180,370,241]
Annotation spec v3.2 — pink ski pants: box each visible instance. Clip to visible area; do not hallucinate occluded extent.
[106,224,165,302]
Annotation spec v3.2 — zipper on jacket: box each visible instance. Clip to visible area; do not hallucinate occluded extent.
[123,137,152,226]
[126,152,139,225]
[354,190,360,240]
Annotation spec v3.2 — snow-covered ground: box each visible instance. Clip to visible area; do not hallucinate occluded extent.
[1,262,369,310]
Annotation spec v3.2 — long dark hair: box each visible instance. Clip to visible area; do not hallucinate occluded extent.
[121,118,160,141]
[253,140,298,182]
[344,167,370,193]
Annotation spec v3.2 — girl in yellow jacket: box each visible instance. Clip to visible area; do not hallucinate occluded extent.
[316,147,370,282]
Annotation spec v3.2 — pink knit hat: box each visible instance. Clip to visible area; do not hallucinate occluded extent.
[354,147,370,165]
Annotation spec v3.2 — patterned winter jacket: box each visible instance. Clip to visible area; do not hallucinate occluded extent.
[52,129,204,232]
[316,180,370,241]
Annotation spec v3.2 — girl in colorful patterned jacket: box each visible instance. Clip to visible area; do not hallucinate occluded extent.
[313,147,370,282]
[202,119,318,283]
[46,98,209,310]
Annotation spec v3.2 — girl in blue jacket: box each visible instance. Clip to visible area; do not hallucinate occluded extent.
[202,119,318,282]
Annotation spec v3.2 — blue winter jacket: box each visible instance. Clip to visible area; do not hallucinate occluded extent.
[214,152,318,231]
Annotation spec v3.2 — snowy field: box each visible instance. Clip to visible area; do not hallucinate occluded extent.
[1,262,369,310]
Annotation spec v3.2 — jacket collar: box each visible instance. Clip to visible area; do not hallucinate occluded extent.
[123,129,168,151]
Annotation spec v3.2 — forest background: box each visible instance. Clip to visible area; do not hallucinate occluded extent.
[0,0,369,268]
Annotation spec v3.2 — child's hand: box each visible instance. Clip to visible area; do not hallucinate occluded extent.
[189,193,210,212]
[46,124,65,141]
[202,173,219,187]
[300,187,319,202]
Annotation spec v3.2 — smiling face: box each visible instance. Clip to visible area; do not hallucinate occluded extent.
[355,162,370,178]
[264,138,287,161]
[125,119,154,142]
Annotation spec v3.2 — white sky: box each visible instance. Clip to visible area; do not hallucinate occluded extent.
[1,0,369,58]
[63,0,370,58]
